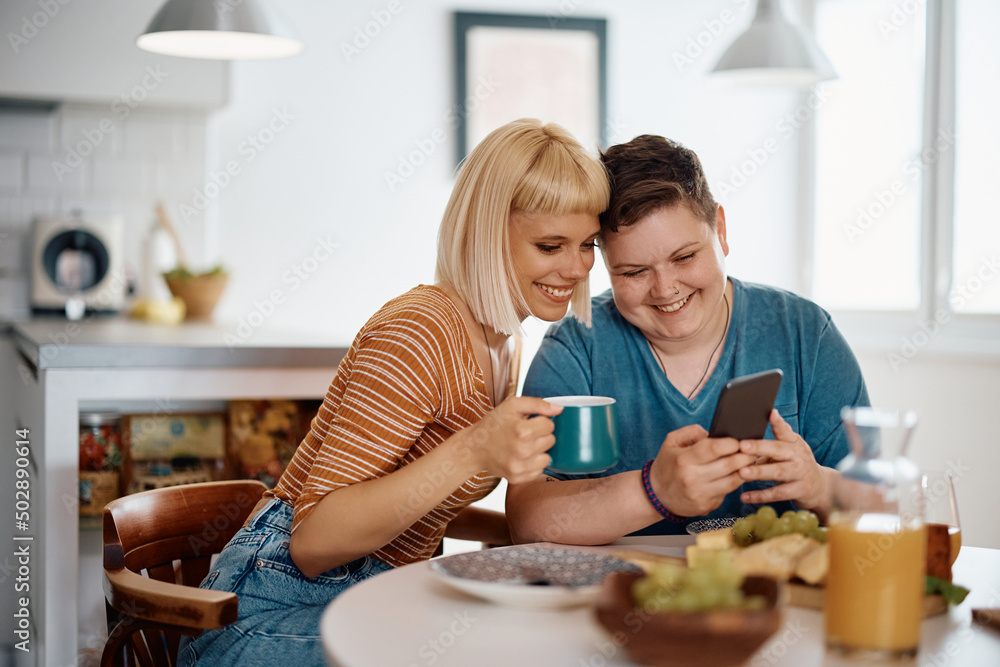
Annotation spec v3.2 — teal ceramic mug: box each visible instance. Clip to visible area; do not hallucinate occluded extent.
[544,396,619,474]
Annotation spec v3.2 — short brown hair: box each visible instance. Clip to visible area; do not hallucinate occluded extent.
[599,135,717,234]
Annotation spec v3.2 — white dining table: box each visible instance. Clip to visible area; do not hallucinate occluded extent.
[321,536,1000,666]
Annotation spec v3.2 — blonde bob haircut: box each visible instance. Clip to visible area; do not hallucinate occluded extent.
[435,118,610,336]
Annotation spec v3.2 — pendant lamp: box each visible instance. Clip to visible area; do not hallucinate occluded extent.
[137,0,304,60]
[710,0,836,87]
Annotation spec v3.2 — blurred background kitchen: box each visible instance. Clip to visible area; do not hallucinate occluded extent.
[0,0,997,662]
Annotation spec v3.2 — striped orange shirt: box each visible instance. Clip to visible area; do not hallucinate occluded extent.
[266,285,511,568]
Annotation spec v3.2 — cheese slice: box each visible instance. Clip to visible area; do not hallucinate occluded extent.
[732,533,821,580]
[695,528,735,550]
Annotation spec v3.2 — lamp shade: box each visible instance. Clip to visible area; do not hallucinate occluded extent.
[137,0,304,60]
[710,0,836,87]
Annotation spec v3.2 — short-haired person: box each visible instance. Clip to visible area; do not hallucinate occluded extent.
[506,135,869,544]
[180,119,610,666]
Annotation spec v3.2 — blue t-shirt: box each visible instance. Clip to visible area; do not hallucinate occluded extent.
[522,278,870,535]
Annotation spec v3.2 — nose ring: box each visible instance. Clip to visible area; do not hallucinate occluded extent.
[674,287,679,295]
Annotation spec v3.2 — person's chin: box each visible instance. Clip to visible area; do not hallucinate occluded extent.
[535,305,571,322]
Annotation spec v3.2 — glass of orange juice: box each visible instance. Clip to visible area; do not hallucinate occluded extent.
[922,471,961,565]
[826,407,925,660]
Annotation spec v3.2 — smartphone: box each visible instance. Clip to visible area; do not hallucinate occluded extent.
[708,369,783,440]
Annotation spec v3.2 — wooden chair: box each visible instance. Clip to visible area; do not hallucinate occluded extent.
[101,480,267,667]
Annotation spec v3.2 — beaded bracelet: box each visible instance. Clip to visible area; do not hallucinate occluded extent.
[640,459,687,522]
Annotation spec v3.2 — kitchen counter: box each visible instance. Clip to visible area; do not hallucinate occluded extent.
[1,318,348,666]
[11,317,348,370]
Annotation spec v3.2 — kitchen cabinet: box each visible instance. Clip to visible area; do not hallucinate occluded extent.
[1,0,228,109]
[3,318,345,666]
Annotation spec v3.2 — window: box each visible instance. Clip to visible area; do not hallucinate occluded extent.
[813,0,923,312]
[951,0,1000,314]
[811,0,1000,324]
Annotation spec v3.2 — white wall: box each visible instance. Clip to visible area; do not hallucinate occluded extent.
[209,0,801,343]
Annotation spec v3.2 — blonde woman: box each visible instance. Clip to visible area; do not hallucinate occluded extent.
[180,118,610,666]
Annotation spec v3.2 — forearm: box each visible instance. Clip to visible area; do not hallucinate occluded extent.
[290,432,481,577]
[505,472,662,545]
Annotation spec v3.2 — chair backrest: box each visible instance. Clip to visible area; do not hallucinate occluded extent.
[102,480,267,667]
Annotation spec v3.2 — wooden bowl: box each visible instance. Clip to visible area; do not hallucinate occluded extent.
[164,274,227,320]
[594,571,783,667]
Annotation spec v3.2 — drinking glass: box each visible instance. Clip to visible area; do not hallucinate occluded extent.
[922,471,961,566]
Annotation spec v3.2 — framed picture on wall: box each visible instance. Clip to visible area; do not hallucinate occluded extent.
[453,11,608,165]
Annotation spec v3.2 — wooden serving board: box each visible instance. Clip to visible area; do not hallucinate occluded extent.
[788,582,947,617]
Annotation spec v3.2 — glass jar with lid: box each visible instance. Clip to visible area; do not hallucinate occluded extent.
[78,412,123,515]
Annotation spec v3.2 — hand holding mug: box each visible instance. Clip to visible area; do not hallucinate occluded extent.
[466,396,562,485]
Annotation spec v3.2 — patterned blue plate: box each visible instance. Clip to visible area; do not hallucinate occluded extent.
[430,546,641,609]
[685,517,739,535]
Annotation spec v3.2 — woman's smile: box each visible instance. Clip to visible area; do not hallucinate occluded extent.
[655,292,692,314]
[537,282,575,302]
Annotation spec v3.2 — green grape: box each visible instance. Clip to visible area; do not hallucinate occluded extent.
[732,516,756,546]
[781,510,797,521]
[700,586,726,609]
[650,562,686,589]
[790,513,811,535]
[633,547,752,613]
[722,588,745,608]
[751,520,771,542]
[632,577,659,607]
[674,591,702,612]
[798,509,820,533]
[808,526,828,544]
[755,505,778,523]
[765,516,794,541]
[713,566,743,589]
[753,506,777,539]
[687,568,715,591]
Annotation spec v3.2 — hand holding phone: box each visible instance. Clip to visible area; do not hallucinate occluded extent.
[708,369,783,440]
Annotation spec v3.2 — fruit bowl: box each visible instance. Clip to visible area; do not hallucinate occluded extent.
[594,571,783,667]
[164,270,228,320]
